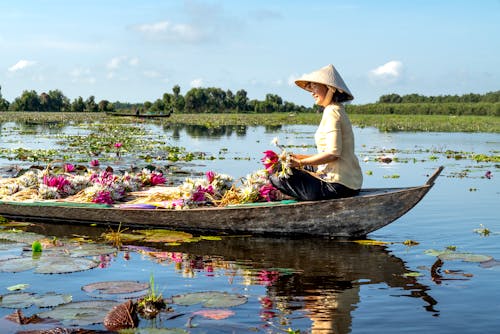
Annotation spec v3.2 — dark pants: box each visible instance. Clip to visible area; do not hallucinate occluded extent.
[269,167,359,201]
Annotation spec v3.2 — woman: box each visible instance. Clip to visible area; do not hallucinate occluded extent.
[270,64,362,201]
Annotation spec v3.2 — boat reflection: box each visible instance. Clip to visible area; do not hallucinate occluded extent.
[163,236,438,333]
[22,224,438,333]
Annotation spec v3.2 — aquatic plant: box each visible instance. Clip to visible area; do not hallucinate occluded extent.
[137,273,166,319]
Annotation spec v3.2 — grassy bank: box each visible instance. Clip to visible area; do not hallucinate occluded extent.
[0,112,498,133]
[166,113,500,133]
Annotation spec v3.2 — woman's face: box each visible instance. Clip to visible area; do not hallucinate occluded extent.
[309,83,328,105]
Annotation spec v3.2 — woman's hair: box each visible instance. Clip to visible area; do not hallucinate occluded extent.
[331,90,352,103]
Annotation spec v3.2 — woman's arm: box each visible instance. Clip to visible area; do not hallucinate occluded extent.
[290,152,337,168]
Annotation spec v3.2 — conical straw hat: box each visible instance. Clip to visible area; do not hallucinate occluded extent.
[295,64,354,102]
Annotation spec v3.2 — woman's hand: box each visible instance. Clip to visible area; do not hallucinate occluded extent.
[290,156,302,168]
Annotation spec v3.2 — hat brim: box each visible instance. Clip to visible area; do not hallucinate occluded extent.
[294,64,354,101]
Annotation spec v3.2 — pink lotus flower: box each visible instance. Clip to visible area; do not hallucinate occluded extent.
[261,150,279,173]
[90,159,100,167]
[63,163,75,173]
[149,172,166,186]
[114,142,122,148]
[206,171,215,183]
[93,190,113,204]
[259,183,278,202]
[191,185,214,202]
[485,171,492,179]
[90,171,116,186]
[43,175,71,191]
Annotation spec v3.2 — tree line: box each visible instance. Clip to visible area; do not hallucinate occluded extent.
[0,85,311,114]
[0,84,498,116]
[377,91,499,103]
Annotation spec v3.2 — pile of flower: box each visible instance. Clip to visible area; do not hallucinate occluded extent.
[0,164,169,205]
[0,137,293,208]
[125,169,281,209]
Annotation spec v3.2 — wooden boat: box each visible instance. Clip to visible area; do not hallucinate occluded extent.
[0,167,443,238]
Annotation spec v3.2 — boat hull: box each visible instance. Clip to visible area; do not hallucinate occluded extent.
[0,185,433,238]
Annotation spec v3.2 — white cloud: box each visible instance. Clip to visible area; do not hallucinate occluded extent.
[107,56,139,71]
[107,57,122,70]
[129,57,139,66]
[8,60,36,72]
[69,67,95,84]
[134,20,203,42]
[190,78,203,87]
[369,61,403,84]
[143,70,161,78]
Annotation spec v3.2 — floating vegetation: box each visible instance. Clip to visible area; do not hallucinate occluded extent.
[37,300,121,326]
[136,230,194,243]
[172,291,248,308]
[0,292,72,309]
[137,273,167,319]
[473,224,492,236]
[353,239,391,246]
[424,249,493,263]
[0,255,99,274]
[82,280,150,298]
[6,283,29,291]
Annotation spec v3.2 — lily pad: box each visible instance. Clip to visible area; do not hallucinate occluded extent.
[0,257,37,273]
[68,243,117,257]
[0,292,34,308]
[353,239,390,246]
[82,280,150,297]
[438,252,493,263]
[34,256,99,274]
[172,291,247,308]
[425,249,493,263]
[0,231,47,244]
[33,292,73,308]
[38,300,120,326]
[0,241,25,251]
[136,229,193,243]
[6,283,29,291]
[0,292,72,308]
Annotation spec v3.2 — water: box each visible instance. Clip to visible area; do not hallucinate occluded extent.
[0,122,498,333]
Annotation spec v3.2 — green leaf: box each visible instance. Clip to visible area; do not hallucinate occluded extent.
[172,291,247,308]
[38,300,120,326]
[34,256,99,274]
[6,283,29,291]
[82,280,150,297]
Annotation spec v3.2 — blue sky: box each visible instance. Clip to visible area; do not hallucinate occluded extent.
[1,0,498,106]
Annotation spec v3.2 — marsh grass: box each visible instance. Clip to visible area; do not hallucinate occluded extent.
[164,113,500,133]
[0,111,497,132]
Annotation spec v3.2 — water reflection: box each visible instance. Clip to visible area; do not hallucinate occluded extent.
[20,223,438,333]
[164,236,438,333]
[163,124,249,139]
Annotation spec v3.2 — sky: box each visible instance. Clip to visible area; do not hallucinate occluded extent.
[0,0,499,106]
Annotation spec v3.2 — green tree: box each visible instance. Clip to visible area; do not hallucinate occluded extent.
[11,90,40,111]
[71,96,85,112]
[85,96,98,112]
[0,85,10,111]
[172,85,185,113]
[234,89,248,112]
[48,89,70,111]
[98,100,114,112]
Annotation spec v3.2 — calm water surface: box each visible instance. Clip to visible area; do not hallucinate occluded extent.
[0,122,498,333]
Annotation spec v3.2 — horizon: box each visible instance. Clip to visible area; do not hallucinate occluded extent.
[1,0,499,106]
